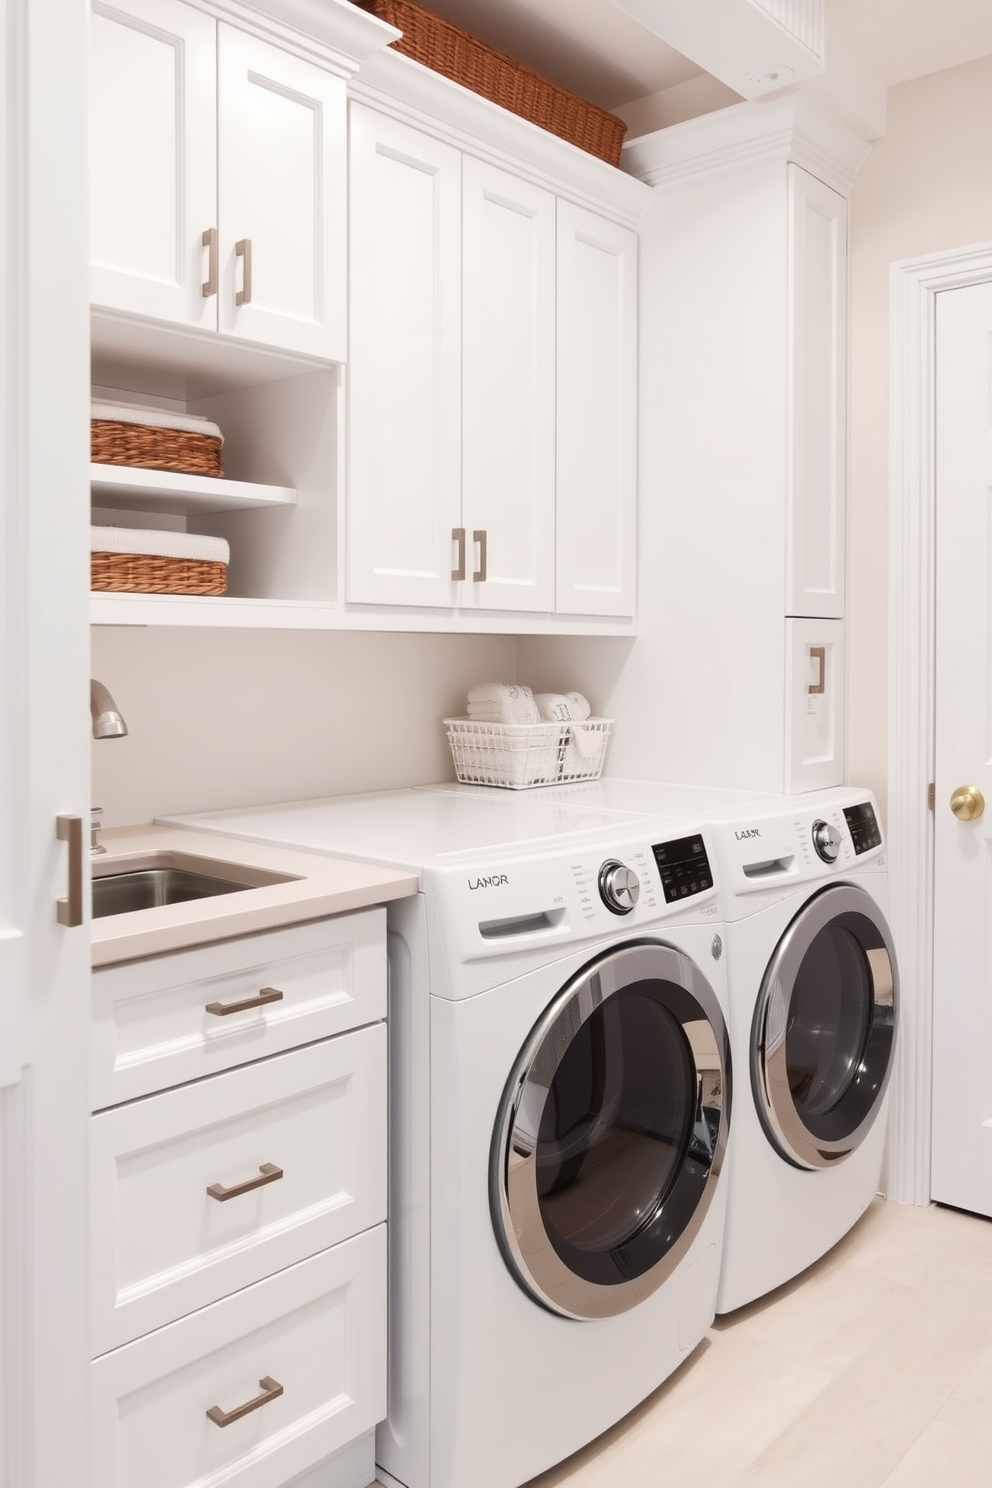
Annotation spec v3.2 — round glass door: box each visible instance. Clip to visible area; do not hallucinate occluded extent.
[752,883,898,1171]
[490,940,730,1320]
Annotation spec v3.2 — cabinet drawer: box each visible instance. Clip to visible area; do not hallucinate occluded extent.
[91,1226,386,1488]
[92,910,385,1107]
[91,1027,386,1354]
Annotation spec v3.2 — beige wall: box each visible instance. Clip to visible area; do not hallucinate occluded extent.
[91,627,516,826]
[848,55,992,816]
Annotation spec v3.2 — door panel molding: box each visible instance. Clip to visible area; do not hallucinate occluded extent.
[887,239,992,1205]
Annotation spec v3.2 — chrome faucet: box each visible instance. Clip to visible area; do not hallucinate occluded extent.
[91,678,128,855]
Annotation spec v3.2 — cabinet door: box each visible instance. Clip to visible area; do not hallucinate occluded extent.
[217,26,346,359]
[461,157,556,612]
[346,105,462,607]
[89,0,217,328]
[556,202,637,617]
[786,165,847,620]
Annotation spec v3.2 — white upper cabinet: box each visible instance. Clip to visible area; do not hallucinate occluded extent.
[89,0,347,360]
[347,99,641,622]
[346,105,462,608]
[556,203,637,618]
[786,164,847,620]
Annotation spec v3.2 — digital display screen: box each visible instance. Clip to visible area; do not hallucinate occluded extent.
[652,834,714,904]
[843,802,882,855]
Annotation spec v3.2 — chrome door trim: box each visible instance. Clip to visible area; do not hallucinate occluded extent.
[752,882,899,1171]
[490,939,731,1321]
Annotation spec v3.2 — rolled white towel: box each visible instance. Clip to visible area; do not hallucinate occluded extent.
[466,683,540,725]
[565,691,592,721]
[533,692,575,723]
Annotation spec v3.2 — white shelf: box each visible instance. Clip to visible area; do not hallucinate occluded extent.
[90,464,297,516]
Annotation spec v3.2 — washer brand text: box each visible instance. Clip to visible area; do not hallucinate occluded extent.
[735,828,761,840]
[467,874,509,890]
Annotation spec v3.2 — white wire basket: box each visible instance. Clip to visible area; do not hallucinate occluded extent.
[444,717,614,790]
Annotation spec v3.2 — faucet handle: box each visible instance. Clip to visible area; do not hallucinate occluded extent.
[90,806,106,857]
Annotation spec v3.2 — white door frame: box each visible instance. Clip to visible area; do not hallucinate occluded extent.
[885,239,992,1205]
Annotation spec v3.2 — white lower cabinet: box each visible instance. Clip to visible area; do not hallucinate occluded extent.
[91,1227,386,1488]
[90,912,389,1488]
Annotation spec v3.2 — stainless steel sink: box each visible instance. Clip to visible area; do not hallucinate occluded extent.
[92,851,298,919]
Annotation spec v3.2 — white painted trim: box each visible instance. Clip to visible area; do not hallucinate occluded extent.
[886,240,992,1205]
[623,92,870,194]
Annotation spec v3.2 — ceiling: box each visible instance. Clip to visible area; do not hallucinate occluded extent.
[416,0,992,127]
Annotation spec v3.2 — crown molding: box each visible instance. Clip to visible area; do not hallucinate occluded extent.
[623,91,871,196]
[198,0,399,78]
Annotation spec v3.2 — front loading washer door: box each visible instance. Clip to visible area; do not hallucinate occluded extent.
[490,939,731,1321]
[752,882,898,1171]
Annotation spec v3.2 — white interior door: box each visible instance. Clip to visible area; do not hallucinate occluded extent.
[931,278,992,1216]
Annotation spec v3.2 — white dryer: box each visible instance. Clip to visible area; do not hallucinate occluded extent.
[515,779,900,1312]
[165,788,733,1488]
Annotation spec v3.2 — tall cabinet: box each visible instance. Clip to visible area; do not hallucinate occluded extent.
[613,95,867,793]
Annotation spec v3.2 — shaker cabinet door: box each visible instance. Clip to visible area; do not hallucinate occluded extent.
[346,104,463,607]
[555,201,637,618]
[786,165,847,620]
[217,25,347,359]
[461,156,556,612]
[89,0,217,328]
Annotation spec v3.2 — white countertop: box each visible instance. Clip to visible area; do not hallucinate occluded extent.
[90,823,418,968]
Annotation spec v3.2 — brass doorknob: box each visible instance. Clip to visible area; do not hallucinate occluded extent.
[950,785,985,821]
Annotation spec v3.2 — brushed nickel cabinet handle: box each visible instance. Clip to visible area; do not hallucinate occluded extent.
[205,985,284,1017]
[473,529,487,583]
[207,1375,284,1428]
[808,645,826,695]
[207,1162,283,1202]
[201,227,218,297]
[451,527,466,581]
[56,814,84,927]
[235,237,252,306]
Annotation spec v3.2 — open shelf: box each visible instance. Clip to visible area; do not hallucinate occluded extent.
[91,463,297,517]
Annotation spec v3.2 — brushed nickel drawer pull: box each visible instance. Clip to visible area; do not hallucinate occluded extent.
[808,645,826,695]
[201,227,218,297]
[235,237,252,306]
[207,1375,284,1428]
[56,814,84,928]
[472,528,487,582]
[205,985,284,1017]
[451,527,466,581]
[207,1162,283,1202]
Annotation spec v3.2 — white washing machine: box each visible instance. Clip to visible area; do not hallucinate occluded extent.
[507,779,900,1312]
[165,788,733,1488]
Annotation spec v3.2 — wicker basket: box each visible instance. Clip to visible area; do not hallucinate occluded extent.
[90,527,229,596]
[91,418,224,477]
[444,717,613,789]
[357,0,627,167]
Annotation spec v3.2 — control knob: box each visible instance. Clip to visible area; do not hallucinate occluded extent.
[598,859,641,915]
[811,819,843,864]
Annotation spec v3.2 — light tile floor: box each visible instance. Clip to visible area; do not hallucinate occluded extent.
[372,1200,992,1488]
[517,1199,992,1488]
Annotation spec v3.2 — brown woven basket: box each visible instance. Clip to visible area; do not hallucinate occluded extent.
[91,419,224,478]
[356,0,627,167]
[91,551,228,596]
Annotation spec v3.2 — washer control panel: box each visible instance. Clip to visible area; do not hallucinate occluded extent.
[843,800,882,855]
[811,819,843,863]
[651,834,714,904]
[598,859,641,915]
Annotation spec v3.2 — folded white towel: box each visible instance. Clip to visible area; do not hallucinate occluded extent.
[466,683,540,725]
[91,525,230,565]
[534,693,575,723]
[565,691,592,721]
[569,721,604,758]
[91,398,225,441]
